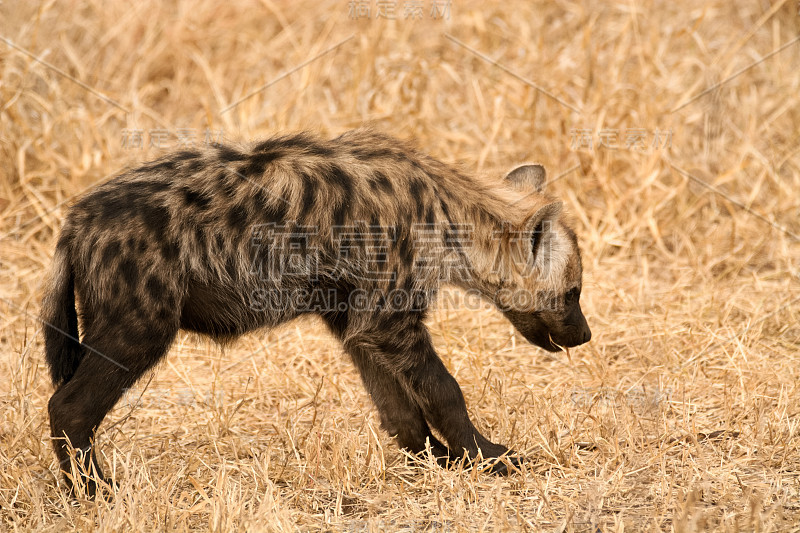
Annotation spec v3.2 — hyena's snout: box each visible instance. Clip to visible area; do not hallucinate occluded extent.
[503,299,591,352]
[559,302,591,346]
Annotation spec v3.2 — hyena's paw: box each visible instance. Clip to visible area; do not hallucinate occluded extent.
[93,477,118,501]
[66,475,118,502]
[431,445,524,475]
[484,453,524,476]
[409,438,455,468]
[462,444,525,475]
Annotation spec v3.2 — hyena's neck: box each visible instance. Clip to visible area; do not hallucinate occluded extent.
[415,166,544,297]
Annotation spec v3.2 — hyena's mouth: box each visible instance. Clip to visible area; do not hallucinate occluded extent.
[525,328,566,352]
[502,310,591,352]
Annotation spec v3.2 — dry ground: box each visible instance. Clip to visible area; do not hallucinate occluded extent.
[2,0,800,531]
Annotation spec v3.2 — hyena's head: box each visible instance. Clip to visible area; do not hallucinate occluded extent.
[495,164,591,352]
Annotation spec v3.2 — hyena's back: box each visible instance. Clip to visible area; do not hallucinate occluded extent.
[47,129,517,382]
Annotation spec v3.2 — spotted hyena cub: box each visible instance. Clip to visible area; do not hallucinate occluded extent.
[42,128,590,494]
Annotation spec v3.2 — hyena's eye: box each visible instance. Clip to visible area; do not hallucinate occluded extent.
[531,220,546,258]
[565,288,580,304]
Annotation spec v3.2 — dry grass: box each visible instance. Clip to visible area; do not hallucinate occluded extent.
[2,0,800,530]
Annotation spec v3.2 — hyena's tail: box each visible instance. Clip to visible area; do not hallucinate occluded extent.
[41,236,83,387]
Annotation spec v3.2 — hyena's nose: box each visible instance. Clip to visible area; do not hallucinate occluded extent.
[569,309,591,345]
[571,316,591,345]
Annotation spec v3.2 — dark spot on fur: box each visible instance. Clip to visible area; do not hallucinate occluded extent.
[173,150,201,161]
[254,138,279,152]
[329,165,353,228]
[288,233,309,255]
[250,188,287,223]
[161,240,179,261]
[249,189,267,217]
[298,173,317,221]
[438,198,452,222]
[92,188,136,223]
[216,172,238,200]
[280,134,334,157]
[410,179,427,219]
[181,187,213,211]
[145,275,166,301]
[332,200,349,228]
[216,145,247,162]
[135,160,176,174]
[186,159,204,173]
[119,257,139,288]
[352,147,397,161]
[369,214,381,230]
[102,240,121,264]
[328,165,353,192]
[241,150,282,177]
[224,256,238,278]
[307,143,334,157]
[425,206,435,225]
[442,219,468,254]
[302,142,334,157]
[369,217,390,253]
[228,203,249,232]
[372,171,393,194]
[155,306,174,322]
[194,226,206,248]
[395,228,414,266]
[262,195,289,223]
[139,203,171,236]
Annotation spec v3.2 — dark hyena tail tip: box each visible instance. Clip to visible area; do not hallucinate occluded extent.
[41,244,83,387]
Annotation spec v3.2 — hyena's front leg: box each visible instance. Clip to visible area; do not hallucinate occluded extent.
[347,342,454,461]
[345,313,519,473]
[321,312,450,460]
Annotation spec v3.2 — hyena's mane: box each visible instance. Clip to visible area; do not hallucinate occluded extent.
[187,127,563,295]
[326,128,564,288]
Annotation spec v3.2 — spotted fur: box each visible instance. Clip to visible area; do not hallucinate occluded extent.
[42,128,590,494]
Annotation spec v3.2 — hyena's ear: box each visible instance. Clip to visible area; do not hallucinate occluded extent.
[524,201,562,257]
[505,164,546,192]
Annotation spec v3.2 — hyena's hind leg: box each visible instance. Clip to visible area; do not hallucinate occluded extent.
[321,311,451,462]
[346,313,521,474]
[48,304,179,496]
